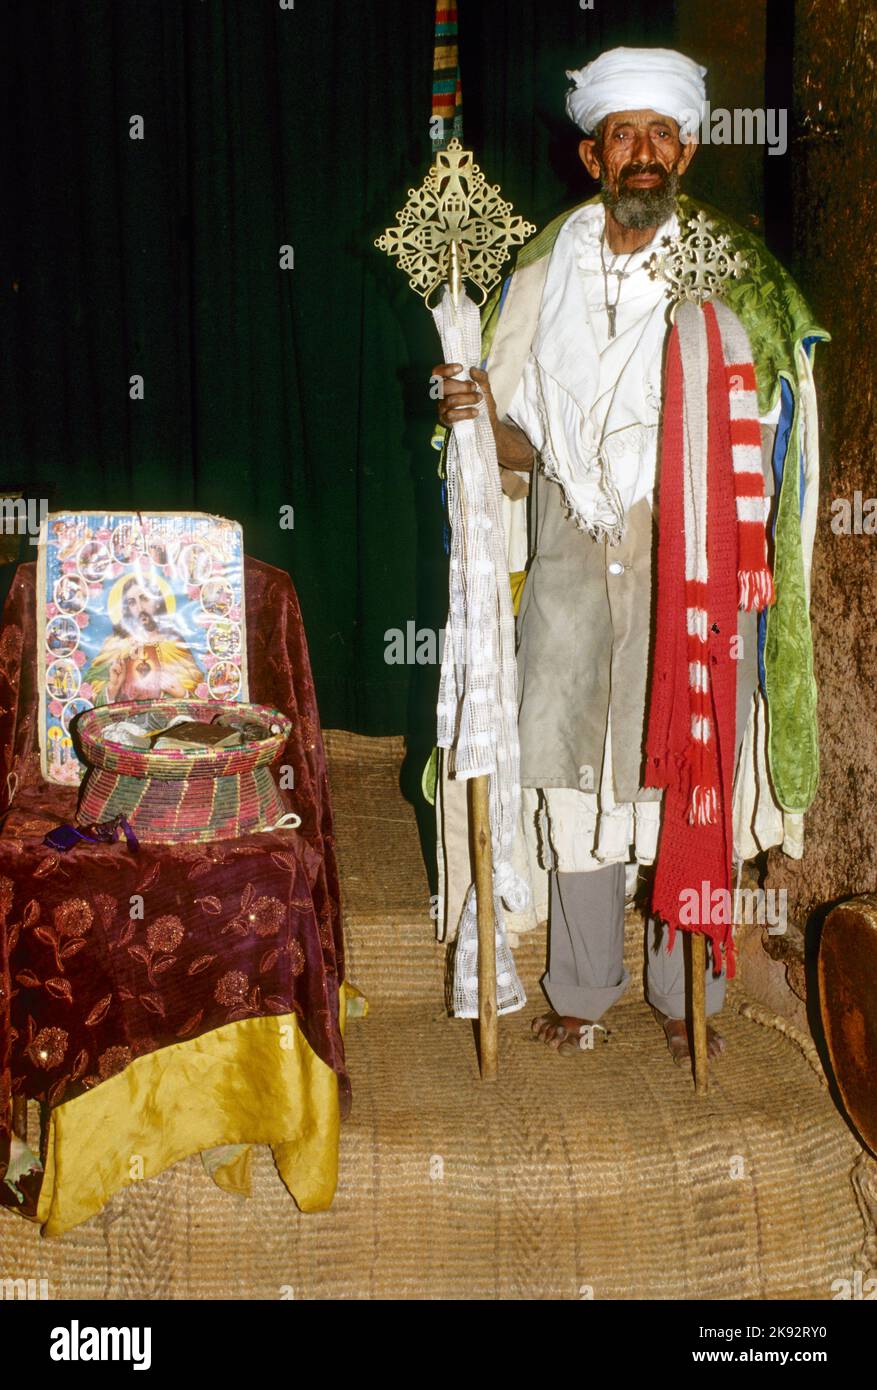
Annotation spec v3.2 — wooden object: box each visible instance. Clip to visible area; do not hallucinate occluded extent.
[470,774,497,1080]
[690,933,709,1095]
[818,893,877,1155]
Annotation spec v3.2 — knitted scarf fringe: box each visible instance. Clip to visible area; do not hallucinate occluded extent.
[739,568,775,611]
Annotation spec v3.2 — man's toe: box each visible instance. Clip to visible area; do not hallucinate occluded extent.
[707,1030,726,1059]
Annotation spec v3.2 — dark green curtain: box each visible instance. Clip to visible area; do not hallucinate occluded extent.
[3,0,764,742]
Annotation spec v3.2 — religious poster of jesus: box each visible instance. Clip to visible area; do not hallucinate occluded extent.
[36,512,248,784]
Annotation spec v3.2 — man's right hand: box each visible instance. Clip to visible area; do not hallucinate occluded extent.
[432,361,535,472]
[107,654,126,701]
[432,362,484,429]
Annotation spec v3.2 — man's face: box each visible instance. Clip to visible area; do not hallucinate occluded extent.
[122,583,160,632]
[578,109,696,230]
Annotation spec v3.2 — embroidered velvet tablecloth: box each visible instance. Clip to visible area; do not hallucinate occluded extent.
[0,558,351,1230]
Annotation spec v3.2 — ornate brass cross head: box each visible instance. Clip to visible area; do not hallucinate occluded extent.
[375,138,536,308]
[648,210,748,307]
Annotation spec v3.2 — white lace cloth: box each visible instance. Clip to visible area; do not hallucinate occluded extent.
[432,287,527,1018]
[508,203,677,544]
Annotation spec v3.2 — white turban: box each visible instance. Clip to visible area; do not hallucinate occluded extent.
[565,46,707,141]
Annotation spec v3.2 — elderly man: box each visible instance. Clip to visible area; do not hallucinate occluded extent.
[433,47,825,1062]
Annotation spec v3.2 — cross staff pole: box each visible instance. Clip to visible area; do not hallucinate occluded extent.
[376,140,535,1080]
[437,249,500,1082]
[470,772,496,1078]
[690,932,708,1095]
[447,240,497,1081]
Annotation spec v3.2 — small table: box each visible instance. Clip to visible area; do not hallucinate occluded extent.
[0,557,357,1234]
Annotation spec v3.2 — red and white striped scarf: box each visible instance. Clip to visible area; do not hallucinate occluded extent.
[645,298,774,970]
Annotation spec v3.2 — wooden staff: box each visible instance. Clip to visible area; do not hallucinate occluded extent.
[376,139,535,1084]
[470,773,497,1080]
[449,242,497,1082]
[690,933,708,1095]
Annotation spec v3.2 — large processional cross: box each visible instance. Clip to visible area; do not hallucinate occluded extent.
[376,139,535,1080]
[375,137,535,309]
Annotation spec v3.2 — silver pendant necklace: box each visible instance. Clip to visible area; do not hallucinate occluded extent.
[600,236,636,340]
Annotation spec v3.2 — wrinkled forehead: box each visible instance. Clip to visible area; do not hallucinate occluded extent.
[600,108,680,131]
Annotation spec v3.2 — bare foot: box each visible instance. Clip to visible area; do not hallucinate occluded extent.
[651,1006,726,1064]
[531,1011,603,1056]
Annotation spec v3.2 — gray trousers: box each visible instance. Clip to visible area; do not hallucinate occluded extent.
[543,863,726,1022]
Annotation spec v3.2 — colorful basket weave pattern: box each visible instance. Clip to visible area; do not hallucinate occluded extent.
[75,699,292,844]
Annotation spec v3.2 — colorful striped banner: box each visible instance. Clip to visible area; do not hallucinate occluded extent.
[431,1,463,150]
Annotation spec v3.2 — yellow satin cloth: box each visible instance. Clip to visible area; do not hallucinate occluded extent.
[509,570,526,616]
[36,982,365,1236]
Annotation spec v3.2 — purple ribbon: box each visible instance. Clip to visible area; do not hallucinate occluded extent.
[43,814,140,854]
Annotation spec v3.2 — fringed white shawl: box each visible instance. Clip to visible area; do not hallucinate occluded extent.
[432,288,528,1019]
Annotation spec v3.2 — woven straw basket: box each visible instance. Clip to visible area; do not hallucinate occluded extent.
[74,699,292,844]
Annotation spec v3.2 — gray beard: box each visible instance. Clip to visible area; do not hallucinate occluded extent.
[601,169,680,231]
